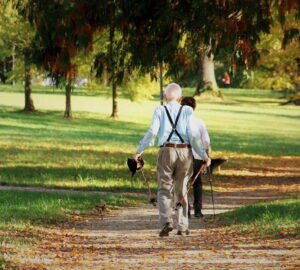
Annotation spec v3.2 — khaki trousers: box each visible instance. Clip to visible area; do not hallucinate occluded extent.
[157,147,193,231]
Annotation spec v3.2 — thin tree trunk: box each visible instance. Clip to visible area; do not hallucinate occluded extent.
[195,56,204,95]
[12,43,16,86]
[195,54,218,96]
[102,69,108,86]
[159,64,164,105]
[111,81,118,118]
[296,58,300,92]
[23,49,35,112]
[108,21,118,118]
[64,82,72,119]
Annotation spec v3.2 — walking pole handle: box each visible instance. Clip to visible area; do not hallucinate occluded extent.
[137,159,157,206]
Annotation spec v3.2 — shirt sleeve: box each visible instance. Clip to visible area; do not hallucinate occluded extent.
[200,120,210,150]
[187,111,208,160]
[136,106,161,153]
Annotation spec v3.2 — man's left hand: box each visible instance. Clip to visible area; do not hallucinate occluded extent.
[204,157,211,167]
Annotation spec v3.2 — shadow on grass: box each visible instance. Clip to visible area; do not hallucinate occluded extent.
[216,174,300,187]
[0,190,146,226]
[0,164,157,193]
[1,105,300,155]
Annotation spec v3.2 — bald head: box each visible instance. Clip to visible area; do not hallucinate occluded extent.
[165,83,182,101]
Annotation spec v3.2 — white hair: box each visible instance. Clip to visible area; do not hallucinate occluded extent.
[164,83,182,99]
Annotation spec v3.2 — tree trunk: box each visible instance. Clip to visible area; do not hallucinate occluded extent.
[12,43,16,86]
[296,58,300,92]
[111,81,118,118]
[195,54,218,95]
[159,64,164,105]
[102,68,108,86]
[64,82,72,119]
[108,21,118,118]
[23,50,35,112]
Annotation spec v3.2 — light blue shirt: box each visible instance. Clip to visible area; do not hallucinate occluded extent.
[136,101,208,160]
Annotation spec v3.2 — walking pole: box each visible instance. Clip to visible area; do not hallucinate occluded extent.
[137,160,157,206]
[175,163,207,211]
[207,166,216,217]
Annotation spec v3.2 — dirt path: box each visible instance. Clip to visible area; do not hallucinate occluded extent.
[6,188,299,270]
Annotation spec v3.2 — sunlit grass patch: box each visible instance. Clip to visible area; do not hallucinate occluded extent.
[217,197,300,238]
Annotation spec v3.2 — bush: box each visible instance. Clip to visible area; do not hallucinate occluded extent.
[123,73,160,101]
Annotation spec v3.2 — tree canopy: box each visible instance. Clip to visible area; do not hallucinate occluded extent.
[16,0,297,80]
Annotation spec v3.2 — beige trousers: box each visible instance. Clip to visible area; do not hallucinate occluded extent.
[157,147,193,231]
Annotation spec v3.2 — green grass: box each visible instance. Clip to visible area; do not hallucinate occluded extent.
[0,190,144,227]
[0,85,299,190]
[217,197,300,237]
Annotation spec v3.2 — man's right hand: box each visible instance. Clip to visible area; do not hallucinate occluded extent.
[205,158,211,167]
[133,152,142,162]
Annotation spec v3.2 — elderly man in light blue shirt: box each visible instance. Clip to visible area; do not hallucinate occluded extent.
[134,83,210,237]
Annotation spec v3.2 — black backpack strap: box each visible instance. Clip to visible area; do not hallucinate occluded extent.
[164,105,184,143]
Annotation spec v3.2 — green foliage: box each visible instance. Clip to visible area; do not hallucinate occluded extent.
[218,197,300,237]
[245,71,295,91]
[0,0,35,82]
[242,18,300,92]
[123,73,159,102]
[22,0,300,84]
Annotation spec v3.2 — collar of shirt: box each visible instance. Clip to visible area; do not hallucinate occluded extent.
[167,101,180,106]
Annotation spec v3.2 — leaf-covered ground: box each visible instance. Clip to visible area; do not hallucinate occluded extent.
[1,156,299,269]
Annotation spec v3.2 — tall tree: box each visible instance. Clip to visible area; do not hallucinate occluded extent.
[22,0,107,118]
[0,1,36,111]
[93,29,128,118]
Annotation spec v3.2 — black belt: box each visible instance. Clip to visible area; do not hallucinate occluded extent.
[160,143,191,149]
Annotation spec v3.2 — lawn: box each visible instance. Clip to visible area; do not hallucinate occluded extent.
[0,190,144,228]
[0,86,299,192]
[217,197,300,238]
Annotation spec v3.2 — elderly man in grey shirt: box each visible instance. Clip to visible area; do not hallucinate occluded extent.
[134,83,210,237]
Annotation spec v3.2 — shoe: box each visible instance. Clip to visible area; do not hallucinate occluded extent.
[194,212,204,218]
[159,222,173,237]
[177,230,190,236]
